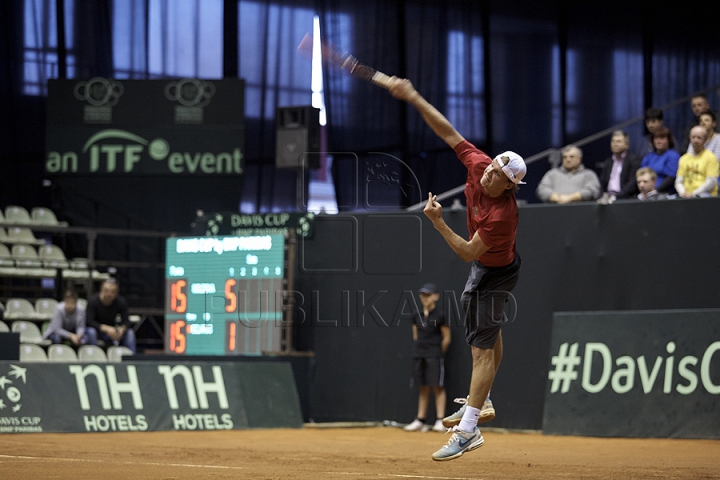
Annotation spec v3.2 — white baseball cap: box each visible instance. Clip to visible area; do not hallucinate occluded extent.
[494,151,527,185]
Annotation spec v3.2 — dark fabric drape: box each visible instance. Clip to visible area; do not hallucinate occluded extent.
[3,0,720,213]
[73,0,113,78]
[0,0,25,156]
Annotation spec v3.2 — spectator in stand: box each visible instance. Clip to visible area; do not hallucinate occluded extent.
[675,126,719,198]
[640,126,680,194]
[679,94,713,153]
[687,111,720,161]
[43,288,94,346]
[536,145,601,204]
[636,167,668,201]
[637,108,664,157]
[85,278,136,353]
[597,130,642,203]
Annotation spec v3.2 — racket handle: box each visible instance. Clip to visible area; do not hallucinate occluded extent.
[371,71,393,89]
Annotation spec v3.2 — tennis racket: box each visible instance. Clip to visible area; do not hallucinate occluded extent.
[297,33,393,89]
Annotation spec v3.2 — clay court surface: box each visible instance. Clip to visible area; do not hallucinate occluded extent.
[1,427,718,479]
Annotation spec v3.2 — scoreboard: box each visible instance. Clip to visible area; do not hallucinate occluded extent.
[164,235,286,355]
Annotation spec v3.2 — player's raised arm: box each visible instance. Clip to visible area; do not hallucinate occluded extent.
[389,77,465,149]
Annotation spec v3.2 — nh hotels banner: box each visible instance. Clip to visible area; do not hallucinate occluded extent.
[0,361,302,433]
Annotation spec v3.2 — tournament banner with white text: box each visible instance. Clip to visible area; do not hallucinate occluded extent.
[0,361,302,433]
[542,310,720,439]
[45,78,244,175]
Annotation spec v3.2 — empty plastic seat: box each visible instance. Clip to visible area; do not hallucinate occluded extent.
[11,320,51,346]
[70,257,89,269]
[4,206,32,225]
[4,298,36,320]
[63,257,109,280]
[6,227,45,246]
[0,320,9,332]
[77,298,87,310]
[48,343,79,362]
[11,244,43,268]
[35,298,59,320]
[0,227,7,242]
[19,343,48,362]
[38,244,70,269]
[11,244,55,277]
[107,345,133,362]
[31,207,68,227]
[0,243,18,275]
[78,344,108,363]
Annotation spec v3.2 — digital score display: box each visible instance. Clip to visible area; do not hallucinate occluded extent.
[165,235,285,355]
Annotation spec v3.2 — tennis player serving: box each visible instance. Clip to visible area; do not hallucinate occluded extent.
[389,77,526,461]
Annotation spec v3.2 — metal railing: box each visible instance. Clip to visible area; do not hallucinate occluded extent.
[406,84,720,211]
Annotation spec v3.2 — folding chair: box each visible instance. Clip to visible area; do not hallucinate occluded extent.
[35,298,59,321]
[107,345,133,362]
[4,206,32,225]
[6,227,45,246]
[4,298,36,320]
[31,207,68,227]
[12,320,51,346]
[78,344,108,363]
[48,343,79,362]
[19,343,48,362]
[38,244,70,269]
[0,242,20,276]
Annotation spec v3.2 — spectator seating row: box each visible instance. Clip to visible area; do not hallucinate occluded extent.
[0,205,68,227]
[0,242,109,280]
[7,319,51,345]
[1,297,86,322]
[0,227,45,245]
[0,321,132,362]
[18,343,132,363]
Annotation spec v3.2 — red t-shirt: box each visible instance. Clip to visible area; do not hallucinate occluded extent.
[454,141,518,267]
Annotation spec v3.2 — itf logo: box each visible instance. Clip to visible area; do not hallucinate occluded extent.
[165,78,216,124]
[74,77,124,124]
[74,77,124,107]
[164,78,216,107]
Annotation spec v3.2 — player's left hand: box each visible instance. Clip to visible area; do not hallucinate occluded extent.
[388,77,417,102]
[423,192,442,222]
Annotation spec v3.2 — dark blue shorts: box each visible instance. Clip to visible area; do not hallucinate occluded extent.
[461,253,521,349]
[411,357,445,387]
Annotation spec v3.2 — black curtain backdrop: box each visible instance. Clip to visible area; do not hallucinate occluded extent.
[2,0,720,217]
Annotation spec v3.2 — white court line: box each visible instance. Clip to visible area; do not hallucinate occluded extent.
[0,454,244,470]
[327,473,482,480]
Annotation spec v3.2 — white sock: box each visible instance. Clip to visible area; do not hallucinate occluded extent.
[458,405,481,433]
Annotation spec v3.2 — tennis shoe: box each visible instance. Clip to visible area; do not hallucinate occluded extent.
[403,419,425,431]
[441,397,496,428]
[431,420,446,432]
[431,426,484,461]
